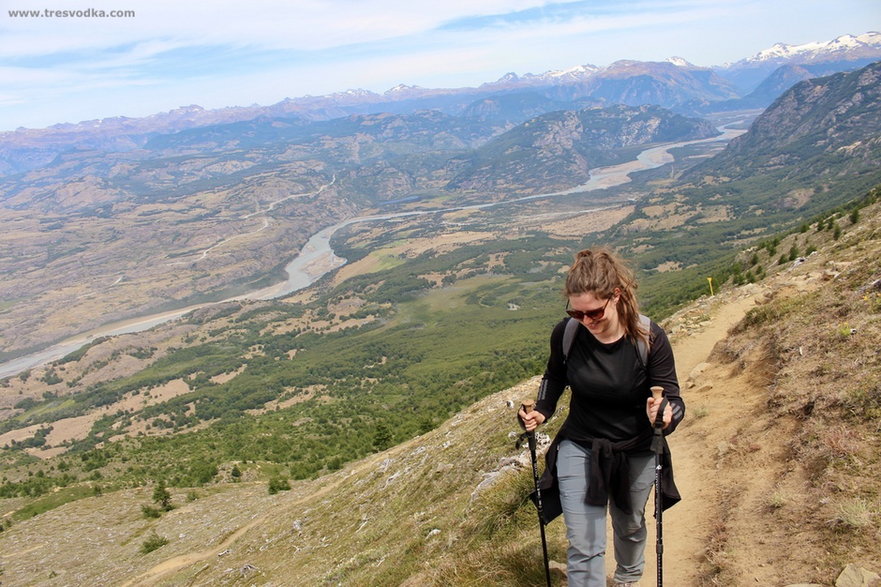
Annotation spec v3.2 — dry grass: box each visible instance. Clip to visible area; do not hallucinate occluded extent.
[694,200,881,583]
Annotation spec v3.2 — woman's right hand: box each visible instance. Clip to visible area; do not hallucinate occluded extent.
[518,406,546,432]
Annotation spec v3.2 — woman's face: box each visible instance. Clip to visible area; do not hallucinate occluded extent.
[567,290,620,336]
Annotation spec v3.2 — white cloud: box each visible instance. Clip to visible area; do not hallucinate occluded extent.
[1,0,554,57]
[1,0,878,129]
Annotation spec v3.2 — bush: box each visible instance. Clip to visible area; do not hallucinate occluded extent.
[152,480,173,511]
[141,505,161,519]
[268,476,290,495]
[140,532,168,554]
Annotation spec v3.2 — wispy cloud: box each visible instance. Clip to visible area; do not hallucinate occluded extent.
[1,0,877,129]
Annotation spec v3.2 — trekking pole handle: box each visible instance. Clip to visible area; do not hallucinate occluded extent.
[520,400,538,448]
[650,386,665,429]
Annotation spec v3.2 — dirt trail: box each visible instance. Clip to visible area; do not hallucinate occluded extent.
[635,287,767,586]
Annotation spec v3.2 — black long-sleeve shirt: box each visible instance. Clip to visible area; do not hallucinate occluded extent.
[536,317,685,452]
[530,316,685,516]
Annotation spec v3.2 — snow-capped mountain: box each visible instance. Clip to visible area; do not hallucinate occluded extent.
[666,57,694,67]
[743,32,881,65]
[716,32,881,94]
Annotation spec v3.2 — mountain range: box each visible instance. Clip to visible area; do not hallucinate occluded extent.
[3,57,881,441]
[1,32,879,176]
[2,46,881,361]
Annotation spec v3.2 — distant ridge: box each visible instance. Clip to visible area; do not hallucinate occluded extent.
[1,32,879,175]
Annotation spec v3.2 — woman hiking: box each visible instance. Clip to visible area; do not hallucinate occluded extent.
[519,248,685,587]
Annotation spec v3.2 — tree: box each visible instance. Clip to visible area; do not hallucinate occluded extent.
[152,480,172,511]
[372,422,393,451]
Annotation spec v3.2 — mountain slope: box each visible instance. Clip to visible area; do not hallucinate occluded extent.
[686,61,881,195]
[1,192,878,585]
[447,104,718,194]
[583,59,739,107]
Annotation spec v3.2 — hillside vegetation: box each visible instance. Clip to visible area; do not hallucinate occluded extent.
[0,191,878,586]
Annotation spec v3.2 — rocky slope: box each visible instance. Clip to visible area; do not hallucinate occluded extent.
[688,61,881,188]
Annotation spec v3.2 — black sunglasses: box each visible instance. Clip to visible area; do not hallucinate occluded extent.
[566,297,612,321]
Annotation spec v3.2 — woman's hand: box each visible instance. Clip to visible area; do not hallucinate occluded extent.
[646,396,672,429]
[518,406,546,432]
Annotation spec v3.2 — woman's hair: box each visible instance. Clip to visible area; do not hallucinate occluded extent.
[564,248,649,346]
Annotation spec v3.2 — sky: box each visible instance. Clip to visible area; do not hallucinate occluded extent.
[1,0,879,131]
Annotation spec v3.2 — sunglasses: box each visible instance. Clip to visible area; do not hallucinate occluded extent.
[566,296,612,321]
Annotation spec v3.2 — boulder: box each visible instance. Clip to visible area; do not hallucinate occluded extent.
[836,564,881,587]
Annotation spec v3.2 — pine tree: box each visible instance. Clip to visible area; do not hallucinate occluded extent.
[153,480,172,511]
[372,422,393,451]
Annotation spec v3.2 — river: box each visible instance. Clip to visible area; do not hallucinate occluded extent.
[0,126,743,379]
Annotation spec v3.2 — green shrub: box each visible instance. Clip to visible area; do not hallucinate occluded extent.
[141,505,161,519]
[268,476,290,495]
[140,532,168,554]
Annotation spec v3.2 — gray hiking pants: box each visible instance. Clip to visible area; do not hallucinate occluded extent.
[557,439,655,587]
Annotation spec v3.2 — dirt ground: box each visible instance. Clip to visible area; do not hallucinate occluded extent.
[633,287,767,586]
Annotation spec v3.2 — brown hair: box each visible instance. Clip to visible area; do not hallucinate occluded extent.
[564,248,649,346]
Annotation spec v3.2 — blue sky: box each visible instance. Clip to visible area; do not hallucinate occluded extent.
[1,0,879,131]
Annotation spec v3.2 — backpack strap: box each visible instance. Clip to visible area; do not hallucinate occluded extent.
[562,317,581,363]
[636,314,651,368]
[562,314,652,367]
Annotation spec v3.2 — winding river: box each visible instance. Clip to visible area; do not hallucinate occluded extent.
[0,125,744,379]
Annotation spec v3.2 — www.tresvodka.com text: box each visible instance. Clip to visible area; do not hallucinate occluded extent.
[8,8,136,18]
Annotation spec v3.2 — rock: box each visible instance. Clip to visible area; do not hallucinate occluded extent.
[549,560,567,578]
[688,362,711,380]
[835,564,881,587]
[240,563,259,577]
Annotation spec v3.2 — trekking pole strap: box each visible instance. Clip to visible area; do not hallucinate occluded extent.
[654,398,669,429]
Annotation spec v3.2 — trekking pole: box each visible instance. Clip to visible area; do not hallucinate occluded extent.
[650,386,667,587]
[521,399,552,587]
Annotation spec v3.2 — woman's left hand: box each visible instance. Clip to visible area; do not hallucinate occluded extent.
[646,396,672,429]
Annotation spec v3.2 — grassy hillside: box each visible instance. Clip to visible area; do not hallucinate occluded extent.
[1,193,878,585]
